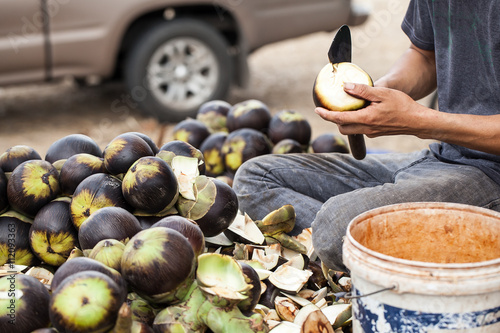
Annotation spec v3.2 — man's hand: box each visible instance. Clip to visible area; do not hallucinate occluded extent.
[315,82,500,156]
[314,82,429,138]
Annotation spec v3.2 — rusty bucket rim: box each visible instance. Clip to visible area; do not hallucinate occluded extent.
[345,201,500,270]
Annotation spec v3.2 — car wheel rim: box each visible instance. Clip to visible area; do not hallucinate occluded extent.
[146,37,220,112]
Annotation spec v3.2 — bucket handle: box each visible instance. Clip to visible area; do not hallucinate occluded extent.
[344,285,397,299]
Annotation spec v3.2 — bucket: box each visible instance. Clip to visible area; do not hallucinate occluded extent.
[342,202,500,333]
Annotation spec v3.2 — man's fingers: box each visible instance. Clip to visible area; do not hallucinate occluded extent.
[315,107,353,125]
[314,107,368,135]
[343,82,382,102]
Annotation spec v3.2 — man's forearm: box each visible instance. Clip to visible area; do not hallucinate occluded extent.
[416,109,500,155]
[375,44,437,100]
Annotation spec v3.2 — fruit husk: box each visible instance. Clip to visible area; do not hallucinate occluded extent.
[132,320,155,333]
[268,265,313,294]
[126,293,157,326]
[49,270,126,333]
[88,239,126,272]
[70,173,131,229]
[272,139,305,154]
[274,296,300,322]
[0,211,37,266]
[121,227,197,305]
[224,212,265,245]
[67,247,84,260]
[268,321,301,333]
[294,303,334,333]
[135,215,163,229]
[251,248,280,271]
[78,206,142,250]
[338,276,352,292]
[0,145,42,172]
[176,175,214,219]
[122,156,179,214]
[7,160,60,218]
[199,132,228,177]
[125,132,159,154]
[172,119,211,149]
[216,173,234,187]
[197,178,239,237]
[111,304,132,333]
[238,260,272,280]
[31,328,59,333]
[0,274,51,333]
[155,150,176,166]
[202,300,269,333]
[321,303,352,329]
[51,159,67,172]
[51,256,127,295]
[268,110,312,148]
[177,176,239,238]
[221,128,273,175]
[159,140,206,175]
[59,153,107,196]
[154,283,269,333]
[321,263,346,294]
[151,215,205,257]
[26,265,55,287]
[238,262,262,316]
[196,253,251,308]
[0,169,7,214]
[232,242,250,260]
[196,99,231,133]
[152,284,207,333]
[226,99,272,133]
[309,133,349,154]
[269,233,307,255]
[171,155,200,201]
[205,232,234,247]
[45,134,102,163]
[259,280,280,310]
[103,133,154,176]
[281,292,314,308]
[257,205,296,236]
[29,198,79,266]
[306,260,328,290]
[281,253,309,271]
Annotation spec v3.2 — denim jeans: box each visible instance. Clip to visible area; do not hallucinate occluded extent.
[232,149,500,270]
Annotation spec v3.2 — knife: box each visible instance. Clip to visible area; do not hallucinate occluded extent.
[328,25,366,160]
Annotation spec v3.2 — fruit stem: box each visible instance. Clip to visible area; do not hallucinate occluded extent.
[270,232,307,254]
[154,283,269,333]
[112,302,133,333]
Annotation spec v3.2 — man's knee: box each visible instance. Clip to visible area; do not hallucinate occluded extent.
[233,154,276,193]
[312,205,348,271]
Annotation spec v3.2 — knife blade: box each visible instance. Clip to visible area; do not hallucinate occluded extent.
[328,25,351,64]
[328,25,366,160]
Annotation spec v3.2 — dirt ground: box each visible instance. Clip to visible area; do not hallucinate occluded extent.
[0,0,436,156]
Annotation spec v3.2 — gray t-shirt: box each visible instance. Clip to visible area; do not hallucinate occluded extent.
[402,0,500,185]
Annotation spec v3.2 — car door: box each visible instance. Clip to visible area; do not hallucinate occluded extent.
[0,0,47,85]
[241,0,352,51]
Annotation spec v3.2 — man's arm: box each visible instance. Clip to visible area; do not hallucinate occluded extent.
[374,43,437,100]
[315,44,500,155]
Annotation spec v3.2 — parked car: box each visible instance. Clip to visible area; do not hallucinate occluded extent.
[0,0,368,122]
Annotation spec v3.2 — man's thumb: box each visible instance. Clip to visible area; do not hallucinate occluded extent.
[344,82,379,102]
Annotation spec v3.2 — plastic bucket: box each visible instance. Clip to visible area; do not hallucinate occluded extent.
[342,202,500,333]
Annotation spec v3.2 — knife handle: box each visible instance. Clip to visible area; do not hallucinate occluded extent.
[348,134,366,160]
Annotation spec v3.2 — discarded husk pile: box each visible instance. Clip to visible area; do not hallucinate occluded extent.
[0,129,353,333]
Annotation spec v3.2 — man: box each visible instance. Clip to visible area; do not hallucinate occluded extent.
[232,1,500,270]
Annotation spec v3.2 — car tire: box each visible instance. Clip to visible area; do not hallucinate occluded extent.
[124,18,233,123]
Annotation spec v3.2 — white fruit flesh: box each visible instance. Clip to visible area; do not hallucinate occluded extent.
[314,62,373,111]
